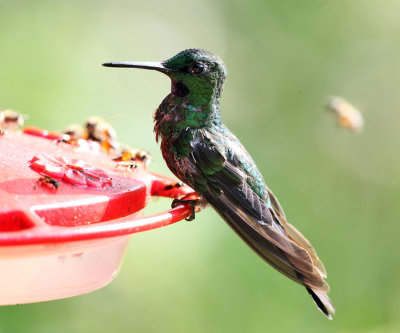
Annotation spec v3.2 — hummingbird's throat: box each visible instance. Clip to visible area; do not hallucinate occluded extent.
[171,81,189,98]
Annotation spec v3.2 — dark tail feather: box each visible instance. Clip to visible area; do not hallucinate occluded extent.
[306,288,335,320]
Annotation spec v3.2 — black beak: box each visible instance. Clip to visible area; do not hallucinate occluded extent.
[102,61,176,74]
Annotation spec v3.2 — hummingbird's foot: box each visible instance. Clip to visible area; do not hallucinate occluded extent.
[171,198,197,221]
[171,194,208,221]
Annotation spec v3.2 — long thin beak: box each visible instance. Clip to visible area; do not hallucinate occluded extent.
[102,61,176,73]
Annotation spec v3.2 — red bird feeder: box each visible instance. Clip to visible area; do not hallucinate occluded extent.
[0,126,196,305]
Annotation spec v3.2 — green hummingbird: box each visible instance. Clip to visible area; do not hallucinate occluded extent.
[103,49,335,319]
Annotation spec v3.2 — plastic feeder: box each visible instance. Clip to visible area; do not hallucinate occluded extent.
[0,126,195,305]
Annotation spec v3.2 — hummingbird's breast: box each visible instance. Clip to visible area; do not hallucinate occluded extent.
[154,94,183,142]
[153,94,197,185]
[159,139,190,182]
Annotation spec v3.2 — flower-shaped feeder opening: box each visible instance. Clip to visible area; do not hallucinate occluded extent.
[0,126,197,305]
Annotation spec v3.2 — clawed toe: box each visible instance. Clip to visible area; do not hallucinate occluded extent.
[171,198,196,221]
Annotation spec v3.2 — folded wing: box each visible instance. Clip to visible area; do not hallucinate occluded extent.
[187,130,334,318]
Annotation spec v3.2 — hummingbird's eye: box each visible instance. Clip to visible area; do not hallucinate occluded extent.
[190,62,206,75]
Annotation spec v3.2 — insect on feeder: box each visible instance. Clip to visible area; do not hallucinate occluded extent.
[0,125,196,305]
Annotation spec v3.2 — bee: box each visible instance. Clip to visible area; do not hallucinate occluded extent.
[63,123,85,138]
[37,175,59,189]
[0,110,25,129]
[113,148,152,167]
[84,116,119,152]
[59,123,85,146]
[328,96,364,132]
[62,117,119,152]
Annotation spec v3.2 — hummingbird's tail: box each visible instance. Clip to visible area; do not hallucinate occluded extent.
[306,288,335,320]
[202,183,336,318]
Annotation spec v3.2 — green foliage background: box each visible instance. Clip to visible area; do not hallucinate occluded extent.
[1,0,399,332]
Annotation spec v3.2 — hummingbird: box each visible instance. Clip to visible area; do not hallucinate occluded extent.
[103,49,335,319]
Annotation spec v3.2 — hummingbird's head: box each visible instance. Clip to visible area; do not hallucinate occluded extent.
[162,49,227,99]
[103,49,227,104]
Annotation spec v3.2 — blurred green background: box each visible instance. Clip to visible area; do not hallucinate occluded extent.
[1,0,400,332]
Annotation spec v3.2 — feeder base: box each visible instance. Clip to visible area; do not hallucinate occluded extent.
[0,236,130,305]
